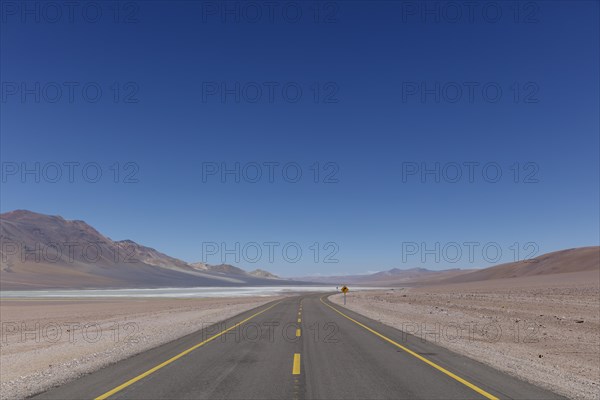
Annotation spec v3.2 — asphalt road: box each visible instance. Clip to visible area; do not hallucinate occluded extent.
[33,294,563,399]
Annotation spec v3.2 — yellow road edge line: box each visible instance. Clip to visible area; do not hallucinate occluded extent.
[319,296,499,400]
[292,353,301,375]
[298,318,301,323]
[94,301,282,400]
[296,328,301,337]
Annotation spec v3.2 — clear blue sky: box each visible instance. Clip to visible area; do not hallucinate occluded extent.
[1,1,598,276]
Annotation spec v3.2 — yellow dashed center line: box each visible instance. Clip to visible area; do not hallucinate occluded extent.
[292,353,301,375]
[292,303,303,379]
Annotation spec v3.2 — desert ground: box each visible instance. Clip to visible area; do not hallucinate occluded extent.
[331,270,600,400]
[0,296,281,399]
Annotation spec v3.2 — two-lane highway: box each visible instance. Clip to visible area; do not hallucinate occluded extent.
[33,294,563,399]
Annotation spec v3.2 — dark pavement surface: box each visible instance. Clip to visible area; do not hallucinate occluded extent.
[32,294,563,399]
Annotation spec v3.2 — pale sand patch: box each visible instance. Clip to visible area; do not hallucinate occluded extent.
[0,296,282,399]
[331,271,600,400]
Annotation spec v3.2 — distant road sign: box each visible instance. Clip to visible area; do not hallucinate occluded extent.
[341,285,349,294]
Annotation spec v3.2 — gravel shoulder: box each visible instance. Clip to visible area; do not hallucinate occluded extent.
[0,296,281,399]
[330,270,600,400]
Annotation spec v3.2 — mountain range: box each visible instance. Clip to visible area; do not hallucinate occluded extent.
[0,210,283,290]
[1,210,598,290]
[292,267,475,285]
[293,248,599,286]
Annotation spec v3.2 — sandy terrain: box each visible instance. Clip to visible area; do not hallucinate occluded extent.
[331,270,600,400]
[0,296,281,399]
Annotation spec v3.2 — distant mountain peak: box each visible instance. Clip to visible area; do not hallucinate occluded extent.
[371,267,433,277]
[2,209,40,216]
[209,264,248,276]
[1,209,104,236]
[115,239,136,244]
[249,269,279,279]
[2,209,64,220]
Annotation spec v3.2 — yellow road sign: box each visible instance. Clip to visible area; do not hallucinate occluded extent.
[341,285,349,294]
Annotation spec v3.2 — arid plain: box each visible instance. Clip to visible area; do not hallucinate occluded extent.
[0,296,281,399]
[332,270,599,399]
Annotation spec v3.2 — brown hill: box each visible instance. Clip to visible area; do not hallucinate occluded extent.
[441,246,599,284]
[205,264,248,276]
[249,269,280,279]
